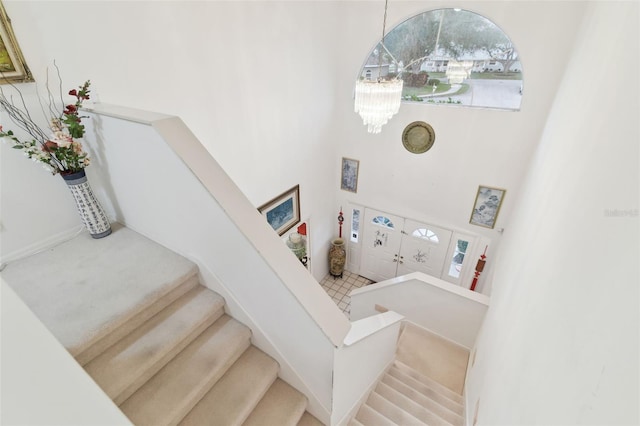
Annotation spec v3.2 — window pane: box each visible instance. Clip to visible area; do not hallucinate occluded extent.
[372,216,395,229]
[351,208,360,243]
[448,238,469,278]
[358,8,523,110]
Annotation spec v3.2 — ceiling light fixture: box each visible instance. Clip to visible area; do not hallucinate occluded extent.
[354,0,403,134]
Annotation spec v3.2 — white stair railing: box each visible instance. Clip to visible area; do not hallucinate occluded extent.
[332,311,404,425]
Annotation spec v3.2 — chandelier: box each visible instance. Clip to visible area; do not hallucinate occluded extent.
[354,0,403,134]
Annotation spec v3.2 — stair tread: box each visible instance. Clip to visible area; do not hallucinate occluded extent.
[393,360,464,404]
[120,315,251,426]
[376,380,459,426]
[297,412,325,426]
[180,346,278,426]
[243,378,307,426]
[355,404,396,426]
[395,324,469,395]
[366,391,428,425]
[384,369,464,416]
[85,285,225,404]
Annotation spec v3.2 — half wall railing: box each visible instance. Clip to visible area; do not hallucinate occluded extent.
[82,104,349,423]
[350,272,490,349]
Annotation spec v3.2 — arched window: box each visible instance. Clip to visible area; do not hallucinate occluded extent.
[411,228,440,243]
[372,216,395,229]
[357,8,523,110]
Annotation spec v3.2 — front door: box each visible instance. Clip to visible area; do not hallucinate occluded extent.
[396,219,453,277]
[359,209,404,282]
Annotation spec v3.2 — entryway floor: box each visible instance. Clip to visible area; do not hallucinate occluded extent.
[319,270,374,318]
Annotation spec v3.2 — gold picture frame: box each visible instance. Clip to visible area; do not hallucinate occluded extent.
[258,185,301,236]
[0,1,33,84]
[469,185,506,229]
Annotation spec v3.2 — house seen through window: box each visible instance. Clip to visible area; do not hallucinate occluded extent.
[358,8,523,110]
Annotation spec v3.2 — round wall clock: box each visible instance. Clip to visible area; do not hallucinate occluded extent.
[402,121,435,154]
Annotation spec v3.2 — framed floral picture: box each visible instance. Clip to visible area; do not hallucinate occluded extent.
[470,185,506,229]
[258,185,301,236]
[0,2,33,84]
[341,157,359,193]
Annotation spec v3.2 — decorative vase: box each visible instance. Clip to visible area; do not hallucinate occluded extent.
[62,170,112,239]
[329,237,346,278]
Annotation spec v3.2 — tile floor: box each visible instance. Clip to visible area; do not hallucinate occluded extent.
[320,270,375,318]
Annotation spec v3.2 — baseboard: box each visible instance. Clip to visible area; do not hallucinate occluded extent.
[0,225,84,269]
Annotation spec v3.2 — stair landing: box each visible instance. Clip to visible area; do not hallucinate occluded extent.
[1,223,198,360]
[396,322,470,394]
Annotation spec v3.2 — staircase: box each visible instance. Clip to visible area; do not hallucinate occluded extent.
[350,323,468,426]
[2,224,322,426]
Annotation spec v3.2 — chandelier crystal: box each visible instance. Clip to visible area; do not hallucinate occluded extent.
[354,78,403,134]
[354,0,403,134]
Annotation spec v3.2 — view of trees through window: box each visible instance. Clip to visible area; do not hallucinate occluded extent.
[358,8,523,110]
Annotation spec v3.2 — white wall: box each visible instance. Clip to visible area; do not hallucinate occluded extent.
[464,1,639,424]
[1,280,132,425]
[0,83,82,264]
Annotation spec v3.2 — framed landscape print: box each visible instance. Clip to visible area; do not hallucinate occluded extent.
[470,185,506,229]
[341,157,359,193]
[258,185,301,235]
[0,2,33,84]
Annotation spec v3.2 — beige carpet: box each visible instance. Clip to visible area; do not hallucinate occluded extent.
[395,322,470,394]
[1,223,198,359]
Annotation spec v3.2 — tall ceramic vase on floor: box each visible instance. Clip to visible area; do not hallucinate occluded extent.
[62,170,112,239]
[329,237,346,278]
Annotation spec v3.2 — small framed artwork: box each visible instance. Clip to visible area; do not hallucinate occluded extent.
[470,185,506,229]
[341,157,359,193]
[0,3,33,84]
[258,184,301,236]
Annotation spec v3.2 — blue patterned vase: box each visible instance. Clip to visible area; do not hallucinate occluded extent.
[62,170,112,239]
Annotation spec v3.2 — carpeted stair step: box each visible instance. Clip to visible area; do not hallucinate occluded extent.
[180,346,278,425]
[375,380,458,425]
[120,314,251,426]
[353,403,396,426]
[381,371,463,423]
[392,360,464,408]
[243,378,308,426]
[84,285,225,404]
[297,411,326,426]
[395,323,469,395]
[76,270,200,366]
[365,391,427,425]
[347,417,365,426]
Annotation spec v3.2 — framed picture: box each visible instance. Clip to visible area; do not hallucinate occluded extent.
[0,2,33,84]
[470,185,506,229]
[341,157,359,193]
[258,184,301,236]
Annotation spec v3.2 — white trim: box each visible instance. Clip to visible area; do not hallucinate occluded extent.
[0,225,84,267]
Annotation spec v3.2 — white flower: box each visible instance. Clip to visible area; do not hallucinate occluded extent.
[56,137,72,149]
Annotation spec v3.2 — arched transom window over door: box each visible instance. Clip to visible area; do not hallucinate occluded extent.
[357,8,523,110]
